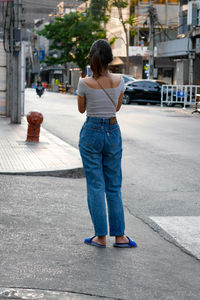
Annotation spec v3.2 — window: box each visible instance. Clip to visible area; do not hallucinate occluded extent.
[144,81,160,89]
[132,81,146,88]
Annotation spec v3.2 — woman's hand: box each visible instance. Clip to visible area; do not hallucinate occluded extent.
[78,95,86,113]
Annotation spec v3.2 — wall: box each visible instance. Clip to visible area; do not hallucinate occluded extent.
[194,57,200,84]
[176,60,189,85]
[70,69,81,93]
[21,42,26,116]
[157,38,189,57]
[106,6,129,57]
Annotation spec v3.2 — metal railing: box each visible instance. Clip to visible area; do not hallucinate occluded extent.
[161,85,200,108]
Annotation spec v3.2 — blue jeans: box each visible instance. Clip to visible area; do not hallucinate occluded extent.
[79,117,125,236]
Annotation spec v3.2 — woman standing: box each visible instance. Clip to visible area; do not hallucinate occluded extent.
[78,39,137,248]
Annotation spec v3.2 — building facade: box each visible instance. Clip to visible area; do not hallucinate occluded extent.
[157,0,200,85]
[107,0,179,82]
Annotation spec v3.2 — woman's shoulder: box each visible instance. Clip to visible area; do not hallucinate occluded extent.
[80,77,94,87]
[79,74,123,89]
[81,76,93,84]
[110,73,121,80]
[109,73,123,86]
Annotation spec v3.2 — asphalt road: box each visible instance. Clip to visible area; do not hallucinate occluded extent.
[24,89,200,259]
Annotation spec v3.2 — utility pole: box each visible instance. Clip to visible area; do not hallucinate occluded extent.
[188,32,195,85]
[6,0,22,123]
[10,0,22,124]
[188,22,197,85]
[148,1,155,79]
[27,29,32,87]
[187,1,197,85]
[6,1,14,117]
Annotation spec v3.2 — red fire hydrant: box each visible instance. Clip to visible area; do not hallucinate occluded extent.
[26,111,43,142]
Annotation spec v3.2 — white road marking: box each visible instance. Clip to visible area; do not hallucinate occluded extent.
[150,216,200,259]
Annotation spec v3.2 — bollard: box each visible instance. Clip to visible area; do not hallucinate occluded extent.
[26,111,43,142]
[192,94,200,114]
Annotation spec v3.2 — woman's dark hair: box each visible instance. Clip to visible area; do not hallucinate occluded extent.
[88,39,113,78]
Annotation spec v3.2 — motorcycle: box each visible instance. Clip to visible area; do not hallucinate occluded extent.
[36,85,44,97]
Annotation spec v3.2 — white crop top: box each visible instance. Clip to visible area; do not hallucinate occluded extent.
[78,77,125,118]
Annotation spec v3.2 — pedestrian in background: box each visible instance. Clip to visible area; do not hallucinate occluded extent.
[36,76,44,97]
[77,39,137,248]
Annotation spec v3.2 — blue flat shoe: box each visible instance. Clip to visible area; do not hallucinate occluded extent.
[113,236,137,248]
[84,236,106,248]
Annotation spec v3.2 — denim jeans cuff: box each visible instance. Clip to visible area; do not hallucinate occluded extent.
[95,232,108,236]
[110,232,125,237]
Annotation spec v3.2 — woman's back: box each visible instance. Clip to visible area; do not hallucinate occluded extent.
[82,73,121,89]
[78,74,125,118]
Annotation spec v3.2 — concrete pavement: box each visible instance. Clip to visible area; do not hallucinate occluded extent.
[0,116,83,177]
[1,175,200,300]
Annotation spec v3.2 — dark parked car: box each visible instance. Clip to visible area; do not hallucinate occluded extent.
[122,80,166,105]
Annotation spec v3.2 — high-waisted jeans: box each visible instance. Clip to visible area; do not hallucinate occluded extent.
[79,117,125,236]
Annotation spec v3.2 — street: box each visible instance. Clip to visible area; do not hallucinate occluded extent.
[0,88,200,300]
[1,0,200,297]
[25,88,200,258]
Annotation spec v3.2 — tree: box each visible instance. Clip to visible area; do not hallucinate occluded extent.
[110,0,137,74]
[89,0,137,74]
[37,11,106,76]
[89,0,110,23]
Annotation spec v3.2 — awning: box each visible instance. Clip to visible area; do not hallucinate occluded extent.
[110,57,124,66]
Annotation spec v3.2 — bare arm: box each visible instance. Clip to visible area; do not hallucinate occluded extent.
[116,93,124,112]
[77,95,86,113]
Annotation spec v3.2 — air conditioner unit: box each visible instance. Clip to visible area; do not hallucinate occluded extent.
[187,1,197,25]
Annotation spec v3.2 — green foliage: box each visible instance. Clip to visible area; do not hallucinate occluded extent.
[90,0,110,23]
[37,0,138,74]
[111,0,129,9]
[130,29,137,37]
[125,15,135,26]
[125,14,137,37]
[37,11,106,72]
[109,36,117,45]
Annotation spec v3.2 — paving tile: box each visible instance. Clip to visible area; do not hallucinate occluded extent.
[0,117,82,175]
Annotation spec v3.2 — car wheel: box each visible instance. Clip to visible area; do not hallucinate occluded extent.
[123,94,131,105]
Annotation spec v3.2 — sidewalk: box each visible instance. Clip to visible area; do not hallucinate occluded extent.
[0,116,83,177]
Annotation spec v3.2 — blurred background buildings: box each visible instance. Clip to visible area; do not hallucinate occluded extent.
[1,0,200,121]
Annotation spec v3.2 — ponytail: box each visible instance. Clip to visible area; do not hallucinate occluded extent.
[88,39,113,78]
[90,51,103,78]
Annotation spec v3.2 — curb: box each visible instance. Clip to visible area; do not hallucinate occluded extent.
[0,167,84,178]
[0,287,105,300]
